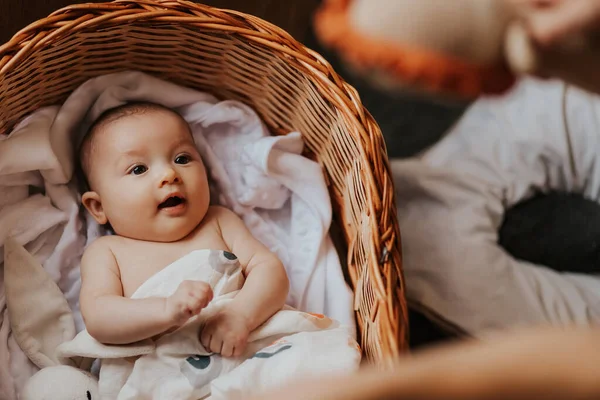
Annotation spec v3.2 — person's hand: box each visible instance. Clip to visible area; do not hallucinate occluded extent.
[508,0,600,46]
[243,377,348,400]
[242,372,384,400]
[166,280,213,327]
[503,0,600,94]
[200,305,252,357]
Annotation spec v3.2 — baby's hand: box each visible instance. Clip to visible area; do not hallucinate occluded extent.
[166,280,213,327]
[200,306,252,357]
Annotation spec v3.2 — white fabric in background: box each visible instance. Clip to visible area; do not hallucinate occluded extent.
[392,78,600,336]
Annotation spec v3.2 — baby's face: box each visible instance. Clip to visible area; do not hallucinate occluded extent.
[82,110,210,242]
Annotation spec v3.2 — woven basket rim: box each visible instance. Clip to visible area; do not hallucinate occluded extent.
[0,2,381,163]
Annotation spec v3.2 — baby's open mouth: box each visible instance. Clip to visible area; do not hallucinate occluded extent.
[158,196,186,209]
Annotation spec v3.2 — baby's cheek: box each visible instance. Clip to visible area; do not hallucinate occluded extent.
[107,195,151,230]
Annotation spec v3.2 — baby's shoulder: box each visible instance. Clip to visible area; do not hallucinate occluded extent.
[207,206,242,223]
[85,234,124,250]
[206,205,245,230]
[81,235,125,264]
[205,205,241,223]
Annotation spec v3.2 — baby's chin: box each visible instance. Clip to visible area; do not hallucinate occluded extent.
[108,202,209,242]
[113,220,200,243]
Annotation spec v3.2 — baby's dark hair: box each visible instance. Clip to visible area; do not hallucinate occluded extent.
[77,101,185,190]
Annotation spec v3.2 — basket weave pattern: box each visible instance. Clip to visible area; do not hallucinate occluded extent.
[0,0,408,365]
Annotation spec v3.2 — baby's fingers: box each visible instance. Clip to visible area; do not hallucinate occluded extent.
[199,290,213,307]
[191,293,210,313]
[221,341,235,358]
[188,300,204,315]
[233,339,246,357]
[196,284,213,302]
[209,335,224,354]
[200,330,212,352]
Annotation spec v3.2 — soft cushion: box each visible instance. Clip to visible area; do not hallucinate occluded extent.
[392,78,600,335]
[4,238,76,369]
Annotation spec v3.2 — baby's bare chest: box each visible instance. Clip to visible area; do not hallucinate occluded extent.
[112,228,229,297]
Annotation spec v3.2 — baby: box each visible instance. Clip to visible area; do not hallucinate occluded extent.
[77,102,289,358]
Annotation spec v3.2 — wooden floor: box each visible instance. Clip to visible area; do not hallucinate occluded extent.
[0,0,320,44]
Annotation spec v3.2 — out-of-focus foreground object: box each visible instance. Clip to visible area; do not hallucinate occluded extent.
[314,0,600,100]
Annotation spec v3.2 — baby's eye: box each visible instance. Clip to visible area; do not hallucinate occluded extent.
[130,165,147,175]
[175,155,190,165]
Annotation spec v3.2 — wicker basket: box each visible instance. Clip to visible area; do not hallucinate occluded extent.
[0,0,408,366]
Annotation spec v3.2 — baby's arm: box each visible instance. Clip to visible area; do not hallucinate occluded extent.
[218,206,289,329]
[200,206,289,356]
[80,239,212,344]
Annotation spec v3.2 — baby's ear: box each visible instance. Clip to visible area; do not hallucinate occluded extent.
[81,191,108,225]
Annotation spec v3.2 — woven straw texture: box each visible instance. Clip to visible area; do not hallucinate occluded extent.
[0,0,408,366]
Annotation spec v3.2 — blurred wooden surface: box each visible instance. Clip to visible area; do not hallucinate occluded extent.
[0,0,320,44]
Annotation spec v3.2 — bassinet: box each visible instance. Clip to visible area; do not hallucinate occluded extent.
[0,0,408,366]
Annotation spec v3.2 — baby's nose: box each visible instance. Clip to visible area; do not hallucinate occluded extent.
[159,167,181,186]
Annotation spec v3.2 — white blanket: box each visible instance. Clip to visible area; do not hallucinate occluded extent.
[392,78,600,336]
[56,249,359,400]
[0,71,355,398]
